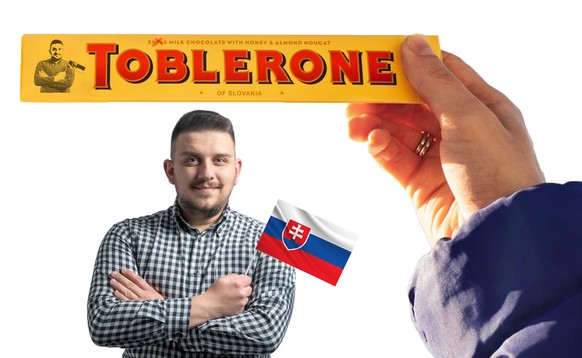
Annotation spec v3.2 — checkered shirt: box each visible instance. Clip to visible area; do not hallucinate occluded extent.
[87,202,296,357]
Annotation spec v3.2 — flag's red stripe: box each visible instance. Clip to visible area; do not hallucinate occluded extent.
[257,232,343,286]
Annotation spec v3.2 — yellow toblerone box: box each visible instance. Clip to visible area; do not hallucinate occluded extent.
[20,34,440,103]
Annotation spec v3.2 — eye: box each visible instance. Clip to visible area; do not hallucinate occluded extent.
[215,157,229,164]
[185,157,200,165]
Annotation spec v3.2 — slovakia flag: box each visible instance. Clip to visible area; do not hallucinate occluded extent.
[256,199,358,286]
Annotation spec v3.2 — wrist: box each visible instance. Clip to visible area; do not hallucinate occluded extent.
[189,294,213,328]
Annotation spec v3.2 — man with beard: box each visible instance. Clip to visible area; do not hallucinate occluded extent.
[33,39,75,93]
[87,110,296,357]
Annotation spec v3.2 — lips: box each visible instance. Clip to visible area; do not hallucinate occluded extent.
[191,181,221,190]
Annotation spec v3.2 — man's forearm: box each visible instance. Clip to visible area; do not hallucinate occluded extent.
[88,294,191,348]
[179,279,295,354]
[189,294,213,328]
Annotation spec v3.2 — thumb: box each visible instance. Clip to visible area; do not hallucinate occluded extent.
[401,34,489,133]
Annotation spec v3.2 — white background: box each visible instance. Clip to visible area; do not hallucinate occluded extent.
[3,1,581,357]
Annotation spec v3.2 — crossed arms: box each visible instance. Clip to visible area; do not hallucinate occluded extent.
[87,221,295,355]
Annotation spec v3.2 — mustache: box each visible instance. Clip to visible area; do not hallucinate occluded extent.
[190,180,222,189]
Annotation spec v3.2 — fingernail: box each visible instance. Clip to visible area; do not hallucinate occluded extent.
[406,34,435,56]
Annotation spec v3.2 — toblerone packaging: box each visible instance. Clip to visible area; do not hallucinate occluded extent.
[20,34,440,103]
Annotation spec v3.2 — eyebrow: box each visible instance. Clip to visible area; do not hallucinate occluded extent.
[179,150,233,158]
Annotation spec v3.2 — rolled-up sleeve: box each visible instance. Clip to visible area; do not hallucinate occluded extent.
[409,182,582,357]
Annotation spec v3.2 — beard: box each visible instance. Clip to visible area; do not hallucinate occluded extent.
[179,195,229,219]
[177,180,232,219]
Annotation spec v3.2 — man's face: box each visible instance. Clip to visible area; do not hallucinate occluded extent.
[164,130,241,224]
[49,43,63,60]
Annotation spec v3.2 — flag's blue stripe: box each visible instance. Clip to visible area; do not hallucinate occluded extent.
[263,216,351,269]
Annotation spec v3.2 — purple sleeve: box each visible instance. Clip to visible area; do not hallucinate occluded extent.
[409,182,582,357]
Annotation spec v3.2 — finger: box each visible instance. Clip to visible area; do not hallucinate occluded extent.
[440,51,525,133]
[348,113,435,155]
[401,34,503,134]
[238,275,252,286]
[346,103,389,120]
[366,128,440,186]
[242,286,252,298]
[109,276,125,291]
[119,268,150,290]
[110,271,143,298]
[113,289,131,301]
[347,112,396,142]
[346,103,441,135]
[110,277,132,300]
[348,113,413,143]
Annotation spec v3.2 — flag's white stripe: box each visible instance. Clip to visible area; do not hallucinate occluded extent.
[272,199,358,251]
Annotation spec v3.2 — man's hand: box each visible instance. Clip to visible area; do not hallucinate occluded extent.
[347,34,545,246]
[110,269,252,328]
[110,268,165,301]
[38,71,48,79]
[189,274,252,328]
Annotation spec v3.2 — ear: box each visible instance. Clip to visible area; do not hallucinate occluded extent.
[233,158,242,185]
[163,159,176,184]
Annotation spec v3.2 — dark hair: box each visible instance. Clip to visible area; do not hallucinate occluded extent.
[170,110,236,157]
[50,39,63,47]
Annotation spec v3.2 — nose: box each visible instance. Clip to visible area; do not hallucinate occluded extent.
[197,160,215,180]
